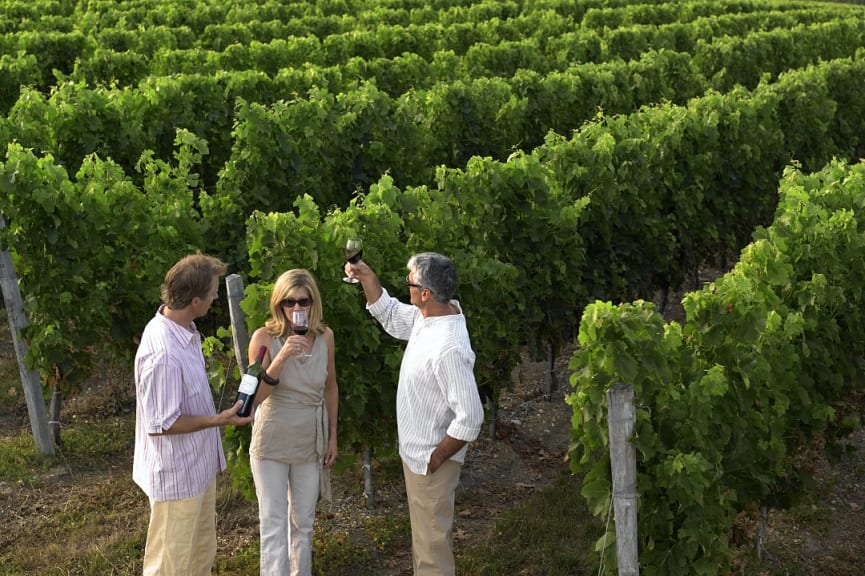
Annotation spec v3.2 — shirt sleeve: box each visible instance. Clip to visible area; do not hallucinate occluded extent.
[437,347,485,442]
[138,356,183,434]
[367,288,418,341]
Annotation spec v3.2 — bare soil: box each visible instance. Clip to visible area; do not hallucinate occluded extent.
[754,430,865,576]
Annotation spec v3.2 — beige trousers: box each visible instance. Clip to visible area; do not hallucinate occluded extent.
[143,478,217,576]
[403,459,462,576]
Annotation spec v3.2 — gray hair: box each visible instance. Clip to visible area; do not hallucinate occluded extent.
[407,252,457,303]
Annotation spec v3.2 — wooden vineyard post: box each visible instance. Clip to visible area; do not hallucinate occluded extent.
[542,341,557,401]
[0,214,55,457]
[607,383,638,575]
[226,274,250,372]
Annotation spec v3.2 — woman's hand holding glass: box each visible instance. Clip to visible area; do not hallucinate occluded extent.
[269,333,307,365]
[279,298,312,359]
[282,334,307,358]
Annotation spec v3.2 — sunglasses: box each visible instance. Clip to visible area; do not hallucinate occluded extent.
[281,297,311,308]
[404,274,423,289]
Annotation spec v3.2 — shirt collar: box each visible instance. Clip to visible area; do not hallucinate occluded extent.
[157,304,198,346]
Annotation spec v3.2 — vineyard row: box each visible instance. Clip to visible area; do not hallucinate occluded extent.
[570,158,865,574]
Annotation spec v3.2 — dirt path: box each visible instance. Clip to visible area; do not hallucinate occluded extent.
[754,427,865,575]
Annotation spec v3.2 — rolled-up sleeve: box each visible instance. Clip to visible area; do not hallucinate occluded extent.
[438,348,484,442]
[138,357,183,434]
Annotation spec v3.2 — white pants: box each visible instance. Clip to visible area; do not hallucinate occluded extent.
[251,458,320,576]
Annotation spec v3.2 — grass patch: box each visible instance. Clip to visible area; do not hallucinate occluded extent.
[0,415,133,481]
[0,341,145,576]
[215,542,260,574]
[308,505,412,575]
[0,466,148,575]
[784,502,832,534]
[0,357,18,394]
[456,472,601,576]
[210,507,412,576]
[0,431,55,482]
[314,527,375,574]
[363,511,412,556]
[55,417,134,463]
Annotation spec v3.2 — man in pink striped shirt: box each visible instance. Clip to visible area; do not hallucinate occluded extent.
[133,252,253,576]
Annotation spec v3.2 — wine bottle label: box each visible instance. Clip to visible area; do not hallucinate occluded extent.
[238,373,259,394]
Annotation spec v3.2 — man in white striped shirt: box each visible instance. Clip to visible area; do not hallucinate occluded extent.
[346,252,484,576]
[133,253,254,576]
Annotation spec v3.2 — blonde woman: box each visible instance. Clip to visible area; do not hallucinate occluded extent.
[247,269,338,576]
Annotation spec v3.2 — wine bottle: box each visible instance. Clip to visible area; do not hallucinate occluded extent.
[235,345,268,417]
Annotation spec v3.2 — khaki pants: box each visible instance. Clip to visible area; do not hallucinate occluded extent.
[403,459,461,576]
[143,478,217,576]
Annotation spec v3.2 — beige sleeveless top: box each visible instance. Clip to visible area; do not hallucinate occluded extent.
[249,334,329,465]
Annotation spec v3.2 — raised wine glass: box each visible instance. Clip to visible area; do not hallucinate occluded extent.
[342,238,363,284]
[291,309,312,358]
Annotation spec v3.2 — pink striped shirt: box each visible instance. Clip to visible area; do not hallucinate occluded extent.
[133,307,226,501]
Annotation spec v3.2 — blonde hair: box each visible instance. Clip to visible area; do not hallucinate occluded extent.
[264,269,325,338]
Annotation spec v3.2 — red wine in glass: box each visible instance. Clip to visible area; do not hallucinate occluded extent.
[292,310,312,357]
[343,238,362,283]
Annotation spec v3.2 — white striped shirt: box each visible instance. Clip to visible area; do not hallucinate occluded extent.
[132,307,226,501]
[368,289,484,474]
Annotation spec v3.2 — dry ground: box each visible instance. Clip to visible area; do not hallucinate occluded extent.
[756,428,865,576]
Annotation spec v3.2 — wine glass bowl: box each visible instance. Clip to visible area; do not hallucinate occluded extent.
[342,238,363,283]
[291,310,312,358]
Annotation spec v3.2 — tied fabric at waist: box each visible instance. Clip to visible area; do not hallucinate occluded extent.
[280,395,332,504]
[312,398,332,504]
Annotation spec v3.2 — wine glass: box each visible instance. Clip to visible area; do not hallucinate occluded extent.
[291,309,312,358]
[342,238,363,284]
